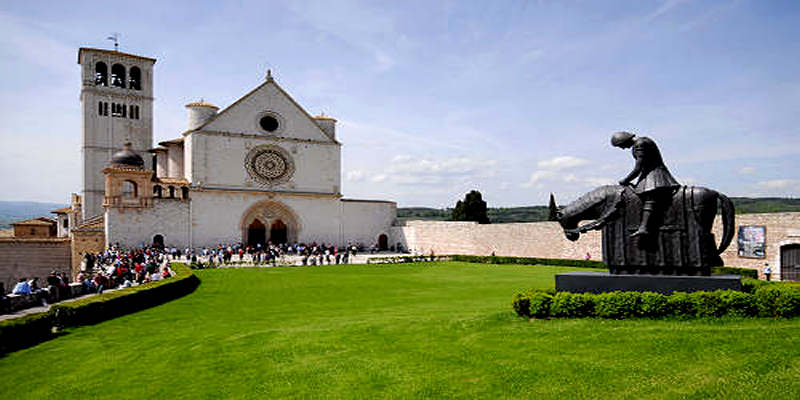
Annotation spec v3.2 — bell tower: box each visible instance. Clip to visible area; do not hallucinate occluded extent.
[77,47,156,220]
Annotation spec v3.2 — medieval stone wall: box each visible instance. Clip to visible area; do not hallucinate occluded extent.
[106,199,190,248]
[70,230,105,277]
[713,212,800,280]
[394,212,800,280]
[0,238,71,292]
[392,220,602,260]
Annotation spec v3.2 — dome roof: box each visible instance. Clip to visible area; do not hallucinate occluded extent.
[110,142,144,168]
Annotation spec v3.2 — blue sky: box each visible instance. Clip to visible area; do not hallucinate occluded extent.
[1,0,798,207]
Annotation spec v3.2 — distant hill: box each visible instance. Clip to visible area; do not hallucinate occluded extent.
[399,197,800,223]
[0,201,67,229]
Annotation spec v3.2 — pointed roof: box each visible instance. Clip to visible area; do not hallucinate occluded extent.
[190,76,339,143]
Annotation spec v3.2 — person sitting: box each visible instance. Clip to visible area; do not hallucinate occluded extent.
[611,131,680,238]
[93,273,105,294]
[12,278,32,295]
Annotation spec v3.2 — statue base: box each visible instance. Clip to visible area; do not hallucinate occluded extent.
[555,271,741,294]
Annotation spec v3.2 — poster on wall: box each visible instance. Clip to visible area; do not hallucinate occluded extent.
[738,225,766,259]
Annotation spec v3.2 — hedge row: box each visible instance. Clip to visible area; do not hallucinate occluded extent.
[0,263,199,355]
[513,283,800,320]
[450,255,759,278]
[449,255,606,269]
[711,266,758,279]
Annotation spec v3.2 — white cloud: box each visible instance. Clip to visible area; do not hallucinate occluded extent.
[371,174,388,183]
[739,166,756,175]
[346,170,365,182]
[537,156,589,170]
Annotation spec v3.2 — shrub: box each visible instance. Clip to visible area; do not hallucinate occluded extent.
[639,292,669,318]
[754,285,800,318]
[740,278,768,294]
[718,291,757,317]
[450,255,605,269]
[691,291,727,317]
[1,263,198,355]
[512,292,531,317]
[528,292,553,319]
[665,292,695,317]
[52,263,199,327]
[0,310,55,354]
[594,291,640,319]
[711,266,758,279]
[551,292,594,318]
[513,284,800,320]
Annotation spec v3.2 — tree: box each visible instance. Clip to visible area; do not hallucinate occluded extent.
[548,193,558,221]
[451,190,490,224]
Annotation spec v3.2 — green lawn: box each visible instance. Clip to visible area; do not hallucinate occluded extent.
[1,262,799,399]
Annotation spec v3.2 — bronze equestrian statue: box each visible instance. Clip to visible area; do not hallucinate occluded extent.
[555,132,735,276]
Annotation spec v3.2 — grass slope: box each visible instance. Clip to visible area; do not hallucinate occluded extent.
[1,262,799,399]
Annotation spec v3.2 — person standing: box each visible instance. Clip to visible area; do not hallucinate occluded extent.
[763,263,772,281]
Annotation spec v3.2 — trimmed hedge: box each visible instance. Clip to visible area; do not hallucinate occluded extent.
[711,266,758,279]
[450,255,606,269]
[0,310,57,354]
[512,283,800,319]
[0,263,199,355]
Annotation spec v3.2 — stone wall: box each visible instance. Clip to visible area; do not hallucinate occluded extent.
[71,230,105,277]
[106,198,190,248]
[713,212,800,280]
[0,238,71,292]
[392,220,602,260]
[341,199,397,247]
[395,212,800,280]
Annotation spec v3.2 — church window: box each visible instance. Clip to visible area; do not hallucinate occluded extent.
[104,102,109,116]
[135,105,140,119]
[122,104,127,118]
[95,62,108,86]
[153,185,162,198]
[181,187,189,200]
[129,105,134,119]
[168,186,175,198]
[259,115,279,132]
[129,66,141,90]
[62,219,68,229]
[121,180,137,198]
[111,64,126,88]
[98,101,103,115]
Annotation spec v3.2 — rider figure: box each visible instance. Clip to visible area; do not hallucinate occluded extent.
[611,131,680,238]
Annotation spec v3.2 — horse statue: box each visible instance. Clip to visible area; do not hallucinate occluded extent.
[555,185,735,276]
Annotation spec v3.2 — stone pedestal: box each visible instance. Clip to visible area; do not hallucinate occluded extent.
[555,271,742,294]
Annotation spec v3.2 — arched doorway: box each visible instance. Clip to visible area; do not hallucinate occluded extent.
[378,234,388,251]
[270,220,288,244]
[240,200,301,245]
[247,219,266,247]
[153,234,164,249]
[781,244,800,281]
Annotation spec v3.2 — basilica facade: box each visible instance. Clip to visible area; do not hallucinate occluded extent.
[72,47,396,251]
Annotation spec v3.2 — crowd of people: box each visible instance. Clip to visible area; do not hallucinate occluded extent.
[187,241,372,267]
[3,239,407,311]
[2,245,177,312]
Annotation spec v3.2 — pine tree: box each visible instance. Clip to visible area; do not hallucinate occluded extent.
[451,190,490,224]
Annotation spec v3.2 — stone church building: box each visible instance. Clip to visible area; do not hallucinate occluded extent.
[71,47,396,254]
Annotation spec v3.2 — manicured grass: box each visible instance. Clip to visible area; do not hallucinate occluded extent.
[1,262,799,399]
